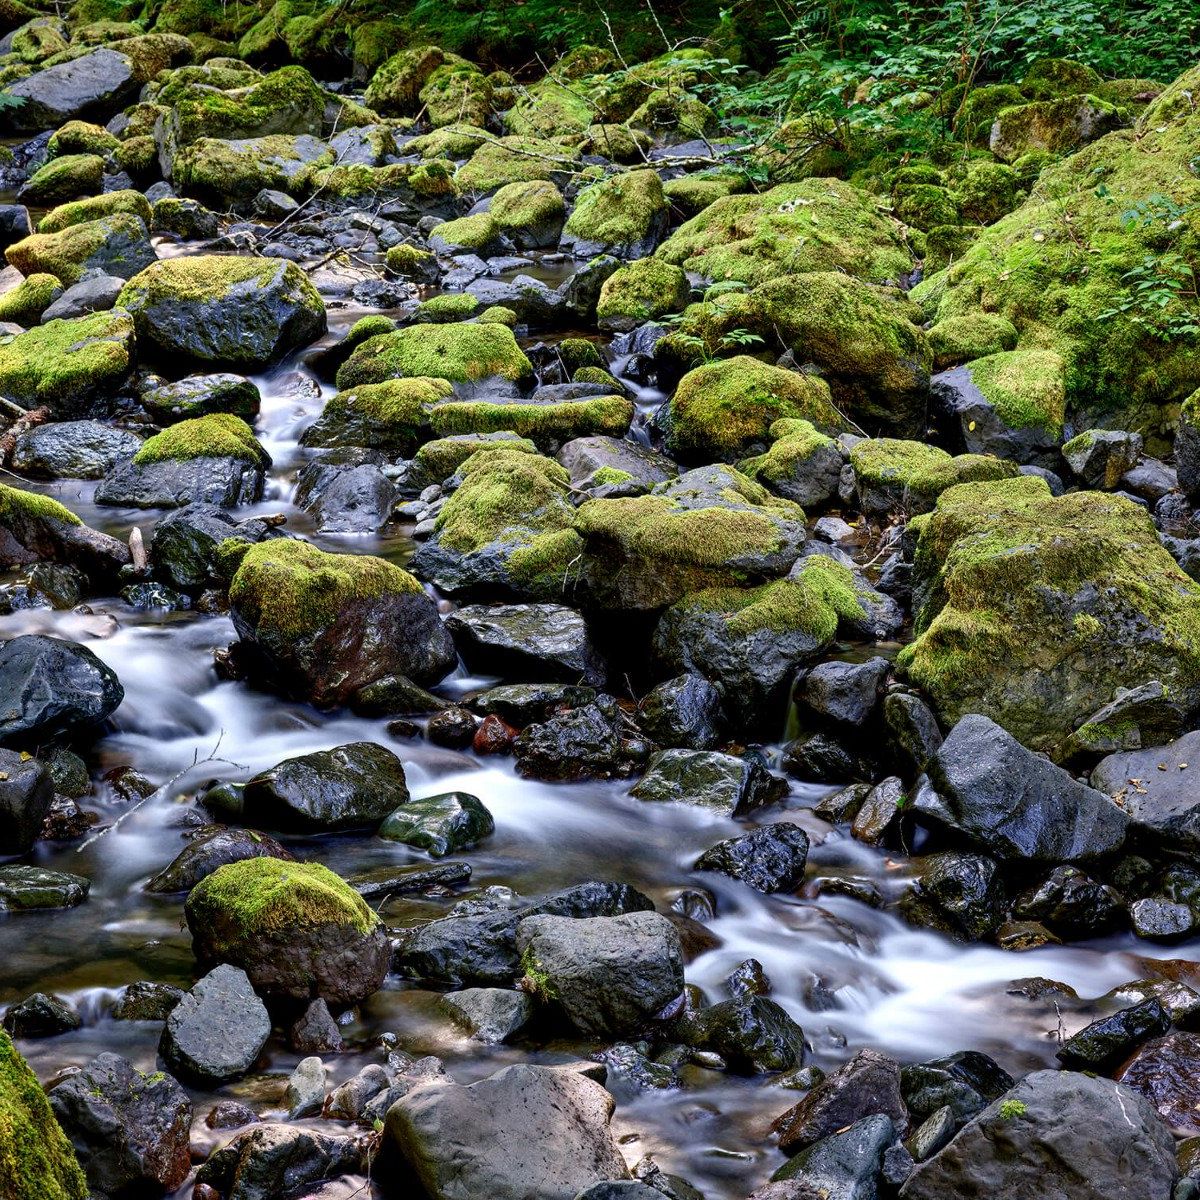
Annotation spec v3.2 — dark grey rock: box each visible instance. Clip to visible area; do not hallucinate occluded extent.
[41,274,125,322]
[797,658,890,727]
[686,995,805,1073]
[195,1123,366,1200]
[3,991,81,1037]
[95,454,266,508]
[772,1113,897,1197]
[11,419,141,479]
[111,981,184,1022]
[289,998,343,1053]
[139,373,261,424]
[884,692,943,773]
[904,851,1005,941]
[0,750,55,855]
[1057,999,1171,1072]
[145,825,292,893]
[0,864,89,911]
[1012,865,1125,937]
[694,823,810,893]
[6,49,138,131]
[900,1051,1014,1125]
[636,673,724,750]
[150,502,278,591]
[439,987,534,1043]
[379,790,494,856]
[294,456,397,533]
[631,749,786,815]
[514,695,640,781]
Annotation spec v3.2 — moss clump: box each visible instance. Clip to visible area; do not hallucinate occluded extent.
[893,183,959,232]
[989,95,1125,163]
[897,475,1200,750]
[0,273,61,324]
[965,349,1066,436]
[166,65,325,148]
[1021,58,1102,101]
[420,62,492,128]
[478,305,516,325]
[558,337,604,374]
[596,257,689,327]
[186,857,378,944]
[955,83,1024,144]
[415,293,480,323]
[565,169,667,251]
[407,123,489,160]
[133,413,268,466]
[415,433,538,478]
[656,179,914,288]
[507,76,593,139]
[428,394,634,448]
[628,88,717,141]
[662,173,744,217]
[113,135,158,180]
[46,119,118,158]
[19,154,105,205]
[667,356,841,463]
[850,437,1018,514]
[37,189,152,235]
[428,212,498,252]
[928,313,1018,370]
[7,213,154,287]
[739,418,841,492]
[223,537,424,639]
[583,123,650,164]
[385,244,436,277]
[490,179,565,243]
[311,161,457,202]
[365,45,449,115]
[0,483,82,527]
[301,377,450,451]
[336,323,533,389]
[173,133,332,206]
[456,135,576,194]
[953,161,1025,225]
[591,466,634,486]
[0,1028,88,1200]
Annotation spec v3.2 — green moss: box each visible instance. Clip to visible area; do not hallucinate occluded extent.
[656,178,914,287]
[663,172,744,217]
[584,123,650,164]
[415,293,480,323]
[19,154,105,205]
[0,482,82,527]
[596,256,689,325]
[850,437,1018,513]
[223,536,424,639]
[990,95,1125,164]
[1021,58,1101,101]
[573,366,620,388]
[739,418,839,487]
[490,179,565,237]
[592,466,634,486]
[113,135,157,179]
[519,947,560,1001]
[565,168,666,249]
[336,323,533,389]
[311,161,457,201]
[0,1028,88,1200]
[478,305,516,325]
[893,183,959,232]
[385,243,435,277]
[928,313,1018,370]
[420,62,492,128]
[8,213,151,286]
[557,337,604,373]
[507,76,593,139]
[407,122,488,160]
[428,394,634,447]
[37,189,151,235]
[628,87,716,141]
[428,212,497,251]
[955,83,1024,144]
[667,356,841,463]
[46,119,118,158]
[186,857,378,945]
[456,135,576,194]
[133,413,267,466]
[953,161,1025,225]
[415,433,537,478]
[0,310,134,409]
[0,273,61,324]
[116,254,294,310]
[965,349,1066,436]
[301,377,450,451]
[999,1099,1028,1120]
[173,132,332,205]
[364,45,449,115]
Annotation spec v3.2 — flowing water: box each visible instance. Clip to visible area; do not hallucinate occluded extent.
[0,291,1180,1198]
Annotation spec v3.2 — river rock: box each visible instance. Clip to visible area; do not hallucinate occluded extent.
[139,373,261,424]
[11,420,142,480]
[195,1124,365,1200]
[0,864,89,911]
[95,453,266,509]
[146,825,292,893]
[796,658,891,727]
[899,1069,1177,1199]
[285,1056,326,1118]
[160,964,270,1086]
[636,673,724,749]
[687,995,806,1073]
[0,750,55,855]
[111,981,184,1022]
[49,1052,192,1199]
[1012,865,1125,937]
[513,695,640,781]
[3,992,81,1037]
[1117,1032,1200,1135]
[772,1113,897,1195]
[516,910,684,1036]
[386,1063,630,1200]
[631,749,786,815]
[0,483,131,577]
[6,48,137,131]
[1057,999,1171,1072]
[185,857,390,1005]
[924,714,1131,862]
[288,998,343,1053]
[445,603,606,685]
[293,454,397,533]
[694,824,810,893]
[0,634,124,748]
[439,987,534,1043]
[41,274,127,323]
[379,791,494,857]
[150,502,280,592]
[903,851,1005,941]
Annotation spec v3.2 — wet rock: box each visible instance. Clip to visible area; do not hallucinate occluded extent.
[160,964,270,1087]
[1060,681,1185,764]
[386,1063,630,1199]
[900,1051,1015,1124]
[49,1052,192,1199]
[379,791,495,857]
[558,434,677,496]
[796,658,890,727]
[473,683,597,726]
[6,48,137,131]
[41,274,127,323]
[285,1056,326,1118]
[3,992,81,1038]
[726,958,772,998]
[446,603,606,685]
[636,673,724,750]
[111,981,183,1022]
[294,455,397,533]
[514,696,640,781]
[0,750,55,856]
[0,865,89,912]
[516,911,684,1037]
[598,1042,677,1093]
[288,999,343,1054]
[1013,865,1125,937]
[325,1064,391,1121]
[195,1124,366,1200]
[96,452,266,509]
[426,706,478,748]
[686,996,806,1073]
[1130,897,1199,942]
[694,824,810,893]
[1,483,131,576]
[139,373,261,425]
[0,634,124,748]
[474,714,517,754]
[1062,428,1143,489]
[439,988,534,1044]
[150,503,279,592]
[784,733,877,784]
[883,692,943,773]
[235,742,409,832]
[903,852,1005,941]
[576,1184,663,1199]
[348,861,472,899]
[899,1069,1177,1199]
[1106,979,1200,1027]
[1117,1032,1200,1135]
[924,714,1130,862]
[772,1113,897,1195]
[1057,999,1171,1072]
[851,776,906,846]
[905,1106,957,1162]
[631,749,786,815]
[773,1048,907,1155]
[145,825,292,893]
[185,857,390,1006]
[11,420,142,480]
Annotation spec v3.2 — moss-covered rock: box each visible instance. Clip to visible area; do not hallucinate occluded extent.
[7,213,156,286]
[456,135,576,194]
[954,83,1023,144]
[595,256,688,331]
[150,195,219,240]
[628,87,717,143]
[364,45,449,115]
[1021,57,1102,101]
[133,413,267,466]
[989,94,1126,163]
[738,418,846,507]
[583,122,651,164]
[928,313,1019,370]
[37,189,152,235]
[428,390,634,451]
[301,377,450,452]
[563,168,668,258]
[413,432,537,480]
[222,536,455,704]
[0,273,61,325]
[384,243,437,279]
[172,132,331,206]
[953,160,1025,225]
[893,182,959,232]
[410,447,584,599]
[117,255,326,370]
[666,356,840,463]
[898,474,1200,751]
[415,293,480,323]
[656,178,914,287]
[185,857,389,1005]
[662,172,745,217]
[336,322,532,390]
[420,60,492,128]
[406,122,489,160]
[18,154,105,205]
[46,119,119,158]
[310,160,457,209]
[0,309,134,416]
[489,179,566,249]
[427,212,500,254]
[849,437,1018,516]
[0,1028,88,1200]
[507,75,593,139]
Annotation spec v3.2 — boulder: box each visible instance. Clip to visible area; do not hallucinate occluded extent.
[439,988,534,1044]
[513,696,639,782]
[379,791,494,857]
[694,824,810,893]
[635,673,724,750]
[1117,1032,1200,1136]
[687,995,806,1073]
[772,1113,897,1196]
[3,993,81,1038]
[7,215,157,287]
[194,1123,365,1200]
[11,420,141,480]
[1057,999,1171,1073]
[149,502,278,592]
[631,749,785,815]
[0,750,55,855]
[6,48,137,131]
[445,603,606,685]
[0,864,89,911]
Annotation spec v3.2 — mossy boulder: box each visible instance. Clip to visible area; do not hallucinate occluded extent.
[575,465,808,611]
[409,448,584,599]
[310,160,457,211]
[420,61,492,128]
[222,537,456,705]
[595,257,689,332]
[1021,58,1102,101]
[507,76,593,139]
[656,179,914,287]
[849,437,1019,516]
[364,45,450,115]
[336,322,532,391]
[953,161,1025,225]
[301,377,451,452]
[0,273,61,325]
[456,135,576,194]
[893,183,959,232]
[928,313,1018,370]
[414,432,537,480]
[185,857,389,1006]
[954,83,1024,144]
[407,122,489,160]
[132,413,266,467]
[989,94,1126,163]
[0,309,134,417]
[150,195,219,240]
[46,119,119,158]
[666,356,841,463]
[583,123,651,164]
[172,133,331,206]
[427,212,501,255]
[0,1028,88,1200]
[117,255,326,370]
[37,189,152,235]
[415,293,481,324]
[738,418,846,508]
[385,243,437,280]
[6,213,157,286]
[18,154,105,205]
[563,169,668,258]
[628,88,717,144]
[427,388,634,451]
[489,179,566,250]
[898,475,1200,752]
[663,172,744,217]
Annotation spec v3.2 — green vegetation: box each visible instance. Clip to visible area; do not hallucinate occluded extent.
[0,484,82,528]
[336,323,533,389]
[133,413,268,466]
